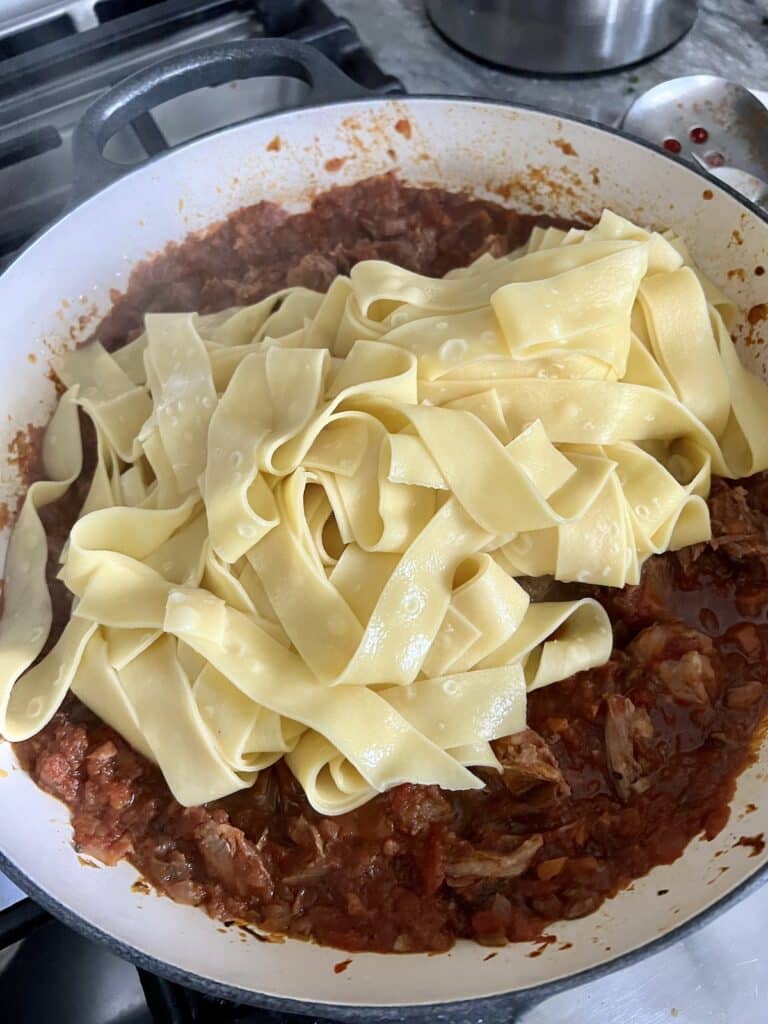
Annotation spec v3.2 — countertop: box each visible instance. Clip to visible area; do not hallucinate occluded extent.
[326,2,768,1022]
[328,0,768,126]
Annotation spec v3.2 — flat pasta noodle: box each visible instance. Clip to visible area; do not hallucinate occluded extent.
[2,208,768,814]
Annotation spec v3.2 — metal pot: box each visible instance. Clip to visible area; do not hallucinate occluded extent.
[425,0,699,74]
[0,37,767,1021]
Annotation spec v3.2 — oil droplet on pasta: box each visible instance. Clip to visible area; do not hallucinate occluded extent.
[442,678,458,696]
[402,592,424,617]
[173,606,201,633]
[577,569,591,582]
[635,504,650,518]
[563,401,580,421]
[237,523,258,539]
[200,395,214,409]
[434,321,449,331]
[26,697,43,717]
[439,338,468,362]
[230,450,243,469]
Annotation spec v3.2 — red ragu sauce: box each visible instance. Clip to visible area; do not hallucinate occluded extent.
[14,176,768,953]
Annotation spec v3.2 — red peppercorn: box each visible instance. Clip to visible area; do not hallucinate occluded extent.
[689,126,709,144]
[663,137,682,154]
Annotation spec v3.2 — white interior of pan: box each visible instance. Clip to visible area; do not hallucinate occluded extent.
[1,97,767,1009]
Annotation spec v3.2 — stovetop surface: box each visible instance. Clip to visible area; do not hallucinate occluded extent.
[329,0,768,127]
[3,1,768,1021]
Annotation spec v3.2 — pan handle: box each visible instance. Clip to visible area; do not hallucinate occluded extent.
[71,38,371,200]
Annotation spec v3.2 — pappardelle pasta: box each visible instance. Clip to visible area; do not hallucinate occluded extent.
[3,209,767,815]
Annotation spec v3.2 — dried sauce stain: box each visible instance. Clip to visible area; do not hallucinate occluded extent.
[731,229,744,247]
[737,303,768,348]
[76,856,100,869]
[324,157,347,173]
[394,118,412,139]
[590,167,601,186]
[483,952,498,961]
[131,878,151,894]
[68,305,101,342]
[727,269,746,282]
[489,164,592,216]
[177,198,184,213]
[558,941,573,951]
[748,303,768,326]
[27,353,37,364]
[333,958,353,974]
[734,833,765,856]
[230,919,279,943]
[528,933,557,958]
[266,135,282,152]
[386,147,397,160]
[8,425,44,486]
[703,189,714,200]
[553,138,577,157]
[0,768,7,779]
[0,503,9,530]
[657,888,670,895]
[746,802,758,813]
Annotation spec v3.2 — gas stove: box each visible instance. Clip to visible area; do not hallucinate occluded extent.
[2,2,768,1022]
[0,0,400,267]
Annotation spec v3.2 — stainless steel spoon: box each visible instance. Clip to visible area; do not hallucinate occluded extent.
[690,152,768,210]
[622,75,768,186]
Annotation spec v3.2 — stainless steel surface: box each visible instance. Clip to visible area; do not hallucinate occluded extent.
[527,881,768,1023]
[624,75,768,186]
[691,154,768,209]
[424,0,699,74]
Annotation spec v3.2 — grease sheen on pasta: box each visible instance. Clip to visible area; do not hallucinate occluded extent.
[2,209,768,814]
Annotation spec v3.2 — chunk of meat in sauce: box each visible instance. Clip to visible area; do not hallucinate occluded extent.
[446,835,543,887]
[709,480,768,560]
[604,695,653,801]
[628,623,719,705]
[493,729,570,797]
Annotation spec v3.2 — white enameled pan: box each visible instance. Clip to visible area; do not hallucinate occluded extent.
[0,39,767,1021]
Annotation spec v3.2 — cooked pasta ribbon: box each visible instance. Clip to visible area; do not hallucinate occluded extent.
[2,209,768,814]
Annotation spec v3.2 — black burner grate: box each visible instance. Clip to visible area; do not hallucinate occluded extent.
[0,0,401,267]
